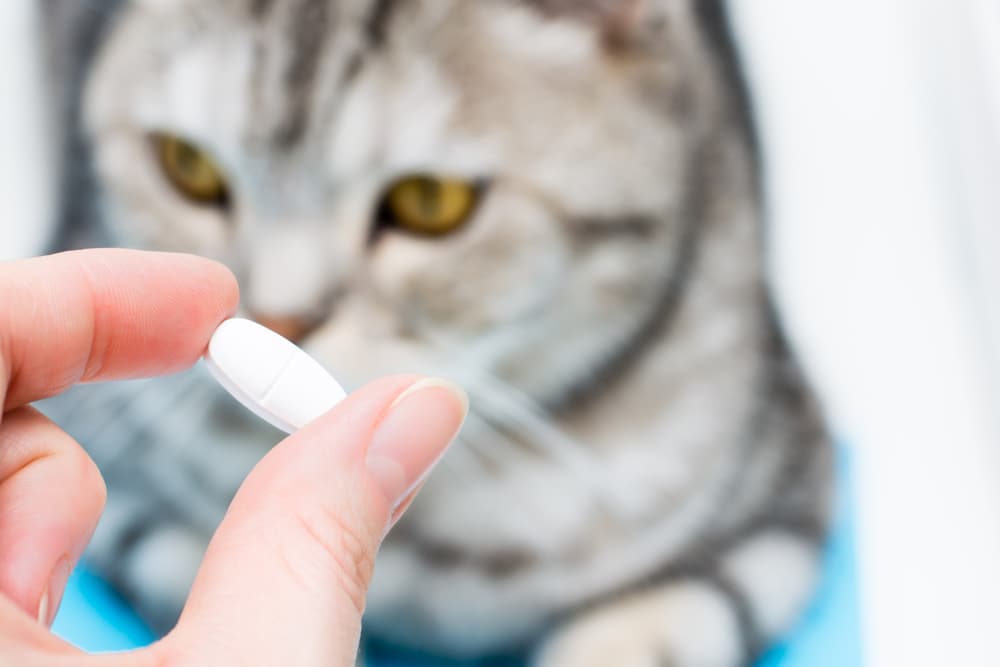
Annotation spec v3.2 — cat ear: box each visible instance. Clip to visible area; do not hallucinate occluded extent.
[530,0,667,48]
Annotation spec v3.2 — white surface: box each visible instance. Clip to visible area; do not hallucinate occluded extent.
[946,0,1000,412]
[205,318,347,433]
[0,0,56,260]
[732,1,1000,665]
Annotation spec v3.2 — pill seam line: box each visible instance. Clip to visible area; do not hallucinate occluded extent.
[258,347,298,405]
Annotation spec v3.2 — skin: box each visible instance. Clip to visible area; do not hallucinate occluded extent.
[0,249,465,667]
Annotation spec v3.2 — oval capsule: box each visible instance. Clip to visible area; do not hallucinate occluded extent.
[203,318,346,433]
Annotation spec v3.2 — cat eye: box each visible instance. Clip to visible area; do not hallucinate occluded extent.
[153,134,230,206]
[380,175,480,237]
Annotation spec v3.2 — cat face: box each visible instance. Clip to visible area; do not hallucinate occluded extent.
[66,3,780,649]
[84,0,722,408]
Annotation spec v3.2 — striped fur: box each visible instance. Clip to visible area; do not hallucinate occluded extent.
[40,1,833,664]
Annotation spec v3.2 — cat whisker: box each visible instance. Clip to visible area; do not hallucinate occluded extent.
[435,434,490,483]
[456,369,624,509]
[462,371,591,461]
[415,333,618,502]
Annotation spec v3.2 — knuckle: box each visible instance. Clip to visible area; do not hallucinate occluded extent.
[284,501,377,615]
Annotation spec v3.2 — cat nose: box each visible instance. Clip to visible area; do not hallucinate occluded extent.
[249,313,320,344]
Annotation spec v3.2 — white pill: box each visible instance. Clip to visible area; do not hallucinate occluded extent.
[203,318,347,434]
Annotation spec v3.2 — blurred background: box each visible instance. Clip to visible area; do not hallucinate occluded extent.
[3,1,999,665]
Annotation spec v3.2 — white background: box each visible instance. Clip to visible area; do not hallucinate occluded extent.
[1,0,53,261]
[3,1,1000,665]
[733,2,1000,665]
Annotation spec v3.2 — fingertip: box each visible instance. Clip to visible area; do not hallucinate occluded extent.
[139,251,241,334]
[182,255,241,355]
[79,251,241,380]
[1,248,243,406]
[189,254,241,322]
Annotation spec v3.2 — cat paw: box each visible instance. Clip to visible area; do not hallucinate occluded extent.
[534,581,745,667]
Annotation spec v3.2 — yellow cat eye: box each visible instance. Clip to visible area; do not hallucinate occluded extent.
[153,134,229,205]
[383,175,479,236]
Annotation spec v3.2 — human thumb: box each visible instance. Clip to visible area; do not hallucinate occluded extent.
[161,375,467,667]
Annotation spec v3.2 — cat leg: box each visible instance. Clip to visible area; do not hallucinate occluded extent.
[534,528,821,667]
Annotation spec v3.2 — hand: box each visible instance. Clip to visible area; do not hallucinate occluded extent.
[0,249,467,666]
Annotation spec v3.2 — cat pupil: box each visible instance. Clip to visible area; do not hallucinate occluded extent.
[176,145,200,176]
[419,179,441,217]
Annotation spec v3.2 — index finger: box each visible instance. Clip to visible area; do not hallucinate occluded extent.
[0,249,239,411]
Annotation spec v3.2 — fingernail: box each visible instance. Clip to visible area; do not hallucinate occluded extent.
[38,556,72,627]
[367,378,468,509]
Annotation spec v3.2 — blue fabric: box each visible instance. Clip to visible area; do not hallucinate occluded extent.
[53,457,861,665]
[757,458,862,667]
[51,570,155,653]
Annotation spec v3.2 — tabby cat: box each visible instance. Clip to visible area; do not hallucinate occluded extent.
[40,1,832,665]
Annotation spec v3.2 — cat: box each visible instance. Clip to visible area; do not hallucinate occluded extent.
[40,1,833,665]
